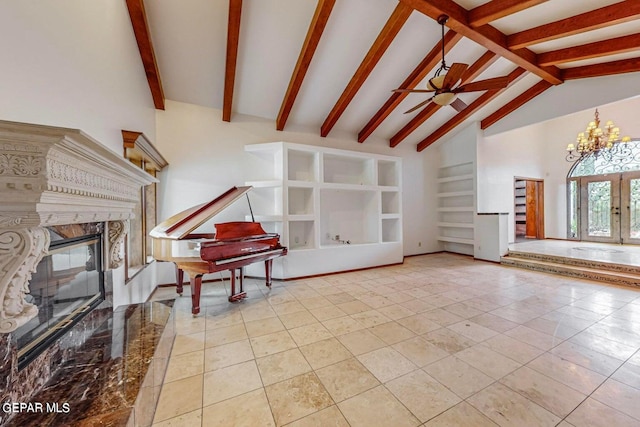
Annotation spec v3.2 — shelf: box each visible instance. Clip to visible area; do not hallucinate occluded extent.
[381,191,400,215]
[437,191,474,198]
[288,214,315,221]
[438,236,474,244]
[244,143,284,181]
[382,217,401,242]
[437,207,474,212]
[247,186,283,216]
[438,162,473,179]
[319,242,377,249]
[437,162,475,257]
[286,180,315,188]
[378,160,399,187]
[381,213,400,220]
[323,154,375,185]
[321,182,378,191]
[320,188,377,246]
[437,174,474,183]
[288,149,317,182]
[289,220,315,250]
[288,187,314,215]
[438,222,473,228]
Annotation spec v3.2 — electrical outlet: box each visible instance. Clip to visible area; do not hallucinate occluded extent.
[418,241,422,247]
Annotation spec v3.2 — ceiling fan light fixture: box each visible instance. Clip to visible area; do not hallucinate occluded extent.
[427,75,446,91]
[433,92,456,106]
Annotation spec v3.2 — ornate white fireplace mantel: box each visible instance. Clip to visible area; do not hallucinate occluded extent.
[0,120,156,333]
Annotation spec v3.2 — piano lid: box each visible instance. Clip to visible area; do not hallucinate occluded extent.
[150,186,252,240]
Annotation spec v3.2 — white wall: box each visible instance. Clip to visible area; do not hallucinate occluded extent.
[436,122,479,168]
[480,95,640,242]
[154,100,437,283]
[0,1,158,307]
[485,75,640,138]
[0,1,156,151]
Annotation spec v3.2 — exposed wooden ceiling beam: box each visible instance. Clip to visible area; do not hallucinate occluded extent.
[357,30,462,143]
[320,2,413,137]
[416,67,526,152]
[126,0,165,110]
[508,1,640,49]
[481,79,553,130]
[223,0,243,122]
[459,51,500,84]
[468,0,548,28]
[398,0,562,84]
[537,33,640,66]
[562,56,640,80]
[277,0,336,131]
[390,50,499,147]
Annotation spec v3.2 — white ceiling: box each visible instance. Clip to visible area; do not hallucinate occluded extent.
[144,0,640,147]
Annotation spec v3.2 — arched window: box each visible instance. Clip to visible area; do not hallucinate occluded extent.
[568,139,640,177]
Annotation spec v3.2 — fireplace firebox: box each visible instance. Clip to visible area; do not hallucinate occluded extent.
[14,223,105,368]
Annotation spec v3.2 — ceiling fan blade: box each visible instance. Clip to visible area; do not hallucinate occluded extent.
[404,98,433,114]
[455,76,510,93]
[443,63,468,89]
[392,88,435,93]
[450,97,467,112]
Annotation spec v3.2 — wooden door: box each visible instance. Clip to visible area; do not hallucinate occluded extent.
[514,178,544,240]
[525,180,544,239]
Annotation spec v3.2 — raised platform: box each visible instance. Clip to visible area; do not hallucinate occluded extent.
[501,239,640,287]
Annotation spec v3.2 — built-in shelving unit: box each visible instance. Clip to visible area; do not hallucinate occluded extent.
[437,162,475,256]
[514,179,526,239]
[244,142,402,279]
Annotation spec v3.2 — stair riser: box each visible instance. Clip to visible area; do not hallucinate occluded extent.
[501,259,640,287]
[506,251,640,276]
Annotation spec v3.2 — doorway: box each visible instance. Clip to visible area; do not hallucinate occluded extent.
[514,178,545,241]
[570,171,640,244]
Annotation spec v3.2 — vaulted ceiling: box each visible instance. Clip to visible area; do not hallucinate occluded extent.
[127,0,640,152]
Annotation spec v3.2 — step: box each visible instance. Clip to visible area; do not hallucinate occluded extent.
[507,250,640,276]
[500,256,640,288]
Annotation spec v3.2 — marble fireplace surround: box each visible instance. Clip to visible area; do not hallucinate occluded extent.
[0,120,156,333]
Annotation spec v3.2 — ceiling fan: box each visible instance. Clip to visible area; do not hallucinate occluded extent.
[393,15,510,114]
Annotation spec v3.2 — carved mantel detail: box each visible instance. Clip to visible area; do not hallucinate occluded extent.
[0,120,157,333]
[0,228,50,333]
[107,220,130,269]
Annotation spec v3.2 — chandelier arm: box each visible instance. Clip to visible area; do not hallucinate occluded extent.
[565,109,630,163]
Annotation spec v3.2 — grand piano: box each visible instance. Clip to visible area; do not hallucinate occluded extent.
[150,186,287,315]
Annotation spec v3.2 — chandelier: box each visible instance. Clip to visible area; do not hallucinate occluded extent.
[566,109,631,162]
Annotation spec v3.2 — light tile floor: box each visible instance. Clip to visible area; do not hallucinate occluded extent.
[145,253,640,426]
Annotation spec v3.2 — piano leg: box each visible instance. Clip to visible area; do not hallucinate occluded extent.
[264,259,273,288]
[191,274,203,316]
[228,268,247,302]
[175,265,184,296]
